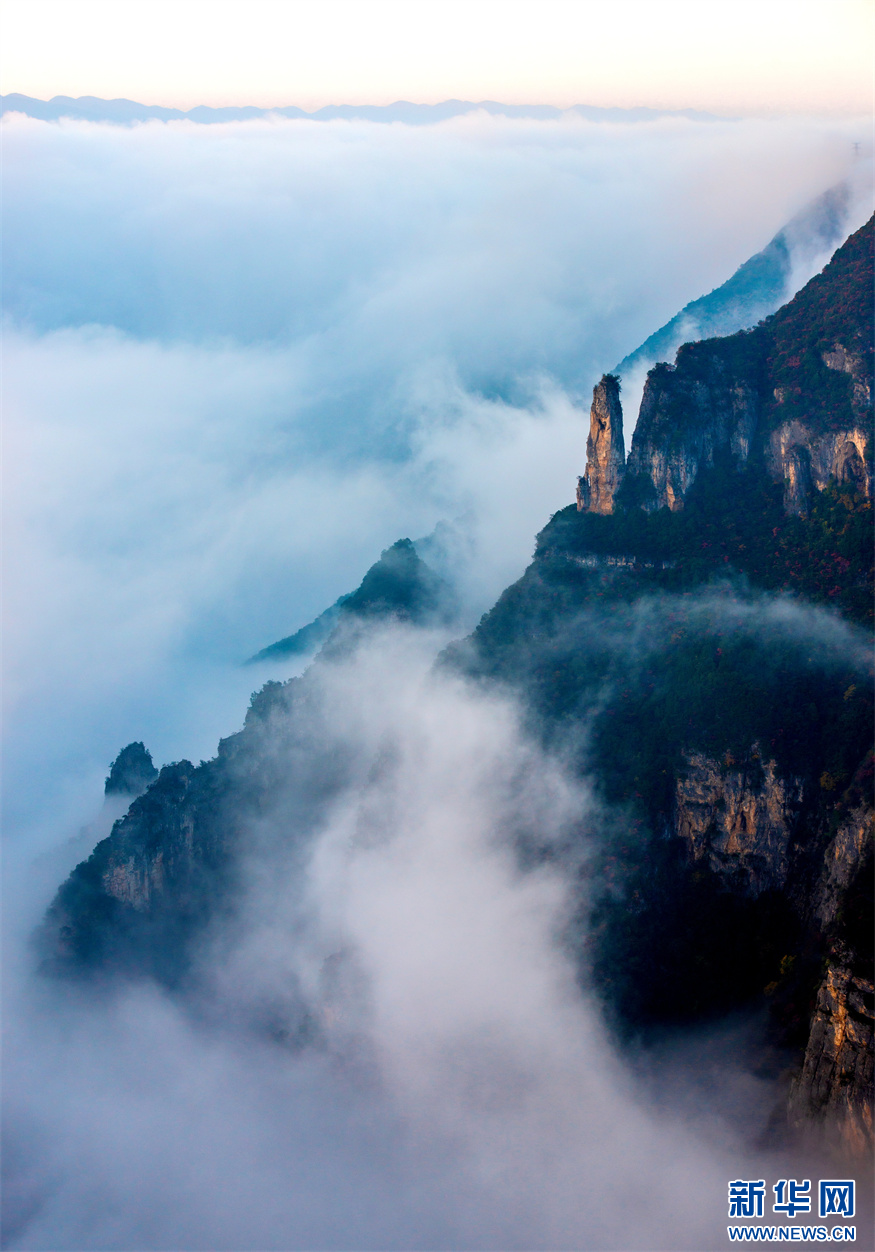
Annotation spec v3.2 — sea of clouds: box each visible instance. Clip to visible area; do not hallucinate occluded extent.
[2,108,871,1249]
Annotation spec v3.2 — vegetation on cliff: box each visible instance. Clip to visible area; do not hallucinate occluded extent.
[761,212,874,435]
[452,221,873,1060]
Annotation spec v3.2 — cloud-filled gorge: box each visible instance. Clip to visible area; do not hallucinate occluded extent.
[2,110,872,1249]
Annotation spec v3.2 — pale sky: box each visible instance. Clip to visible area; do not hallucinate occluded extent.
[1,0,873,115]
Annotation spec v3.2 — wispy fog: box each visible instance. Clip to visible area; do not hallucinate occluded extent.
[2,110,870,1249]
[4,626,822,1251]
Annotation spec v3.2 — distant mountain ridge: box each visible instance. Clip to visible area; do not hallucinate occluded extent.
[248,531,462,665]
[248,538,454,665]
[1,93,724,126]
[614,183,856,384]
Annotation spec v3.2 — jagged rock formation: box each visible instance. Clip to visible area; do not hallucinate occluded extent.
[44,758,235,978]
[40,685,351,980]
[814,794,874,933]
[789,959,874,1156]
[104,742,158,797]
[675,750,803,896]
[621,216,874,515]
[455,218,875,1154]
[576,375,625,514]
[96,764,201,910]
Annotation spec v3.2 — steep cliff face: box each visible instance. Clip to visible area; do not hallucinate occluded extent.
[787,790,875,1156]
[613,223,875,1140]
[789,959,874,1156]
[814,799,874,932]
[674,751,873,1155]
[675,750,803,896]
[622,216,874,516]
[768,416,871,517]
[41,759,237,977]
[766,335,871,517]
[625,349,760,511]
[97,763,200,911]
[576,374,625,514]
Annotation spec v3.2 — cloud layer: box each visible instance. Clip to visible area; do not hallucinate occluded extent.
[5,626,815,1251]
[1,111,871,1248]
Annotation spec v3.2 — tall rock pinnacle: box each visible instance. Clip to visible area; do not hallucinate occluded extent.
[576,374,625,514]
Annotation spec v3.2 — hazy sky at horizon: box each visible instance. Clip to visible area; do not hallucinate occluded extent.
[2,0,873,116]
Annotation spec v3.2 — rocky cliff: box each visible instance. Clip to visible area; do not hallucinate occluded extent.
[675,750,803,896]
[576,374,625,513]
[42,758,233,978]
[786,769,874,1156]
[789,957,874,1156]
[462,218,874,1155]
[673,749,873,1155]
[578,216,874,518]
[624,348,761,511]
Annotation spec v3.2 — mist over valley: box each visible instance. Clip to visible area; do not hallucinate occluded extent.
[2,104,873,1250]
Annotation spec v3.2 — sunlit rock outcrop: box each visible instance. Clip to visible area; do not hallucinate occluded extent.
[789,959,874,1157]
[675,750,802,895]
[768,419,871,517]
[576,374,625,514]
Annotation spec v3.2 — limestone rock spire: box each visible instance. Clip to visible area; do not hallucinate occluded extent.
[576,374,625,513]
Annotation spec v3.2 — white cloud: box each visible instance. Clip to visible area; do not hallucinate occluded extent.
[4,628,799,1250]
